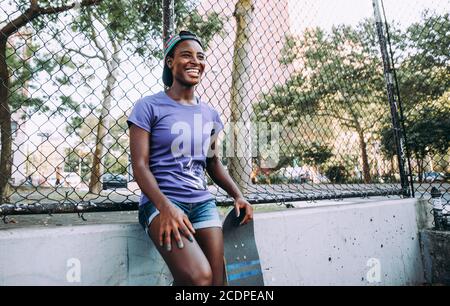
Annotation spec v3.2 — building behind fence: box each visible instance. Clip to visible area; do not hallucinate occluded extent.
[0,0,448,228]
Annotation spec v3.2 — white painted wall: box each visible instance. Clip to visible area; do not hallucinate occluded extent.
[0,198,424,285]
[0,224,172,286]
[255,199,424,285]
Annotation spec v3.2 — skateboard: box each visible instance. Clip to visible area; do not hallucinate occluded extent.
[222,207,264,286]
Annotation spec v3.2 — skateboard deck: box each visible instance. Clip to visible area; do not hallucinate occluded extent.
[222,207,264,286]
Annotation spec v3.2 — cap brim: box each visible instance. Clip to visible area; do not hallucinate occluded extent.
[162,62,172,87]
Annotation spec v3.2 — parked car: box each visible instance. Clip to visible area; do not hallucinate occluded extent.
[423,172,446,183]
[102,173,128,190]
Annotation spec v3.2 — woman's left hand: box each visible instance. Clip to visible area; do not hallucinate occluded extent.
[234,197,253,225]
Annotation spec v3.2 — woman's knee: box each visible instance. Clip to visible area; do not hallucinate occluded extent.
[184,264,213,286]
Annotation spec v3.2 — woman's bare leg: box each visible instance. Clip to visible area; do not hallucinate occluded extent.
[147,214,213,286]
[194,227,224,286]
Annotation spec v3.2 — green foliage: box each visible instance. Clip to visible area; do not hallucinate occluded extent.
[104,153,128,174]
[407,103,450,159]
[13,1,80,34]
[255,19,387,184]
[379,99,450,161]
[64,148,81,173]
[397,12,449,107]
[379,121,396,160]
[6,41,79,116]
[325,165,349,184]
[257,19,387,131]
[69,0,224,59]
[300,142,333,167]
[64,113,130,176]
[63,148,94,181]
[279,34,298,65]
[379,13,450,163]
[261,12,449,182]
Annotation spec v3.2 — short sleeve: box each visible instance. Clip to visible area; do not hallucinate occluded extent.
[211,109,224,136]
[127,98,156,133]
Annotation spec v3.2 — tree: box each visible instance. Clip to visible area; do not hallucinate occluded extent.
[407,104,450,180]
[0,0,102,203]
[58,0,223,193]
[379,13,450,181]
[325,165,349,184]
[228,0,255,190]
[257,20,389,183]
[65,112,129,180]
[380,97,450,181]
[300,142,333,171]
[395,12,449,109]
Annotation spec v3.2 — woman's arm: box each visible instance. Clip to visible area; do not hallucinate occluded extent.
[206,139,253,225]
[129,124,195,250]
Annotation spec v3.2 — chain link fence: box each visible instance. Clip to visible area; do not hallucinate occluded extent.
[0,0,448,229]
[380,0,450,230]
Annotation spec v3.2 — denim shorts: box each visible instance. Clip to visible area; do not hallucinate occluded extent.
[138,198,222,233]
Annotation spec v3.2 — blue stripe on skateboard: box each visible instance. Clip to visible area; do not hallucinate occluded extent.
[226,259,261,271]
[228,269,262,281]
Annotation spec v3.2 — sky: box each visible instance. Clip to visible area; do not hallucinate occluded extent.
[288,0,446,33]
[1,0,448,153]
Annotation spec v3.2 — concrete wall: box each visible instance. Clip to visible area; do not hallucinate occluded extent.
[255,199,424,285]
[420,230,450,285]
[0,224,172,286]
[0,198,425,285]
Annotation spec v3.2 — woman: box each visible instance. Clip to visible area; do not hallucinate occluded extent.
[127,31,253,286]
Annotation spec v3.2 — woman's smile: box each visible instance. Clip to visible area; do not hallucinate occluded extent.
[185,67,201,78]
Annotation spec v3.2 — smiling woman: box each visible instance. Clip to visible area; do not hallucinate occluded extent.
[162,31,206,90]
[127,30,253,286]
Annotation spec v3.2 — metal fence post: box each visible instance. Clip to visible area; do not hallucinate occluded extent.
[162,0,175,44]
[372,0,411,197]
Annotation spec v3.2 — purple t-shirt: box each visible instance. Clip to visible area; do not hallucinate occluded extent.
[127,91,224,205]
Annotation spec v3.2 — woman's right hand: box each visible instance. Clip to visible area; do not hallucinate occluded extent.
[158,203,196,251]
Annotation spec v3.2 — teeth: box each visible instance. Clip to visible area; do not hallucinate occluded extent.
[186,69,200,77]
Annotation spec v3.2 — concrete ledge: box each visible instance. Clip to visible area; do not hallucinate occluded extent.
[0,223,171,285]
[0,198,425,285]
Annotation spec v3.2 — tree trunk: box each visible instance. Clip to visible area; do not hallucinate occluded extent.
[88,50,120,193]
[0,39,13,203]
[417,157,424,183]
[390,156,396,178]
[228,0,255,191]
[357,128,371,183]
